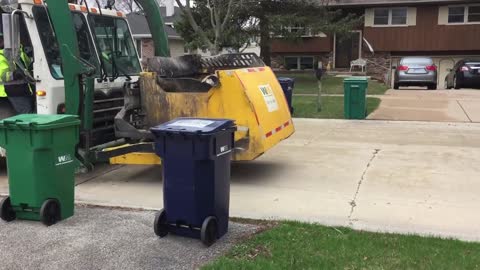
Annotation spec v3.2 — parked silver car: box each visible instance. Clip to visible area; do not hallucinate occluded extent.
[394,57,438,90]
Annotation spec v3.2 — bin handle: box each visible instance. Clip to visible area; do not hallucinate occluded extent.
[3,119,34,129]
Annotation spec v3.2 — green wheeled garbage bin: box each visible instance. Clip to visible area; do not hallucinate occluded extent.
[344,77,368,119]
[0,114,80,226]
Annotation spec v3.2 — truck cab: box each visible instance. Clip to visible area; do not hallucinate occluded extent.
[2,0,142,147]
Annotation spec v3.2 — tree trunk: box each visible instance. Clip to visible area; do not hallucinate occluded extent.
[259,16,271,66]
[209,45,220,56]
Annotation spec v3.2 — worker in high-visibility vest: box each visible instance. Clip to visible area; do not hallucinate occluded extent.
[0,33,33,114]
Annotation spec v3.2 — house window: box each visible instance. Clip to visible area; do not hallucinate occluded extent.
[374,8,389,25]
[391,8,408,24]
[285,56,314,70]
[448,7,465,23]
[374,7,408,26]
[448,5,480,24]
[288,25,309,36]
[136,39,142,59]
[285,57,298,70]
[468,6,480,22]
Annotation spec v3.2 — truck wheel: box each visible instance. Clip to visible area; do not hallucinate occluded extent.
[154,209,169,237]
[201,216,218,247]
[0,101,16,120]
[40,199,61,226]
[0,197,16,222]
[0,100,16,165]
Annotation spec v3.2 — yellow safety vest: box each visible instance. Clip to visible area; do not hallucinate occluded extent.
[0,50,12,98]
[0,47,32,97]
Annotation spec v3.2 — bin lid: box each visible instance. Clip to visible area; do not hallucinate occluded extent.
[277,77,295,83]
[0,114,80,130]
[344,77,368,82]
[151,118,235,135]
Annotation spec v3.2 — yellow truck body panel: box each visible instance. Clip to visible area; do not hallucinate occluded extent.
[111,66,294,164]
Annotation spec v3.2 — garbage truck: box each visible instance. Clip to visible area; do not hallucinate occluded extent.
[0,0,294,169]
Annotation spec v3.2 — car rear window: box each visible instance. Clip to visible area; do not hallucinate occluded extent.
[401,58,433,65]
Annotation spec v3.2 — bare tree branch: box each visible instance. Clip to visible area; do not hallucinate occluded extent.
[220,0,236,32]
[175,0,215,49]
[207,0,217,30]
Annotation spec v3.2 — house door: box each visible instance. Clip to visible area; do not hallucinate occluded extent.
[335,32,361,69]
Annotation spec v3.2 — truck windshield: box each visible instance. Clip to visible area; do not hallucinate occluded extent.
[32,6,100,79]
[88,14,141,77]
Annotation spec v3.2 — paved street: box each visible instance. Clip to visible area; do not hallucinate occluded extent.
[369,89,480,122]
[0,206,257,270]
[2,119,480,241]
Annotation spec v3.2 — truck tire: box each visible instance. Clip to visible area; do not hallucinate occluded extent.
[0,99,16,120]
[0,100,15,162]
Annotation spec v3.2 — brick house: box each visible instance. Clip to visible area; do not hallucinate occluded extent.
[127,6,186,64]
[271,0,480,85]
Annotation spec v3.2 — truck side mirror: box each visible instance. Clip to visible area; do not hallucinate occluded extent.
[2,13,21,65]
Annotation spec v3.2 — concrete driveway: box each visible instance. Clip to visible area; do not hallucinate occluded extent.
[1,119,480,241]
[368,89,480,122]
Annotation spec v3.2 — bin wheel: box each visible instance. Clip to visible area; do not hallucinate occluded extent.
[201,216,218,247]
[40,199,61,226]
[0,197,16,222]
[154,209,169,237]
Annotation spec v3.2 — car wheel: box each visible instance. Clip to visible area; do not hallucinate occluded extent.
[428,84,437,90]
[393,83,400,90]
[454,77,461,89]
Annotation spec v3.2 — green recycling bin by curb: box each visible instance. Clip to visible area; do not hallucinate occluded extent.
[344,77,368,119]
[0,114,80,226]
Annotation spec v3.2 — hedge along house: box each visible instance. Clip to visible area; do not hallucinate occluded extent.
[271,0,480,87]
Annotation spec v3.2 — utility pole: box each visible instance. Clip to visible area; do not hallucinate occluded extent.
[315,62,324,112]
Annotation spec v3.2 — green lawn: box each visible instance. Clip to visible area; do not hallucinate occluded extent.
[203,222,480,270]
[292,96,381,119]
[276,72,389,95]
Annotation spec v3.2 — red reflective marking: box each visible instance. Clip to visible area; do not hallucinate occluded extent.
[247,68,256,72]
[258,67,265,71]
[284,121,290,127]
[265,131,273,138]
[275,126,282,132]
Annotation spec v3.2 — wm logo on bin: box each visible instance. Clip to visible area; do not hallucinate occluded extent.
[56,154,73,166]
[259,85,270,96]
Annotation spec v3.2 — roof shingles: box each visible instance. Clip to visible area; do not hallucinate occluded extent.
[127,7,182,39]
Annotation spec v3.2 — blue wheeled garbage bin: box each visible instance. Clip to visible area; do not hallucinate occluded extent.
[277,77,295,114]
[150,118,236,246]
